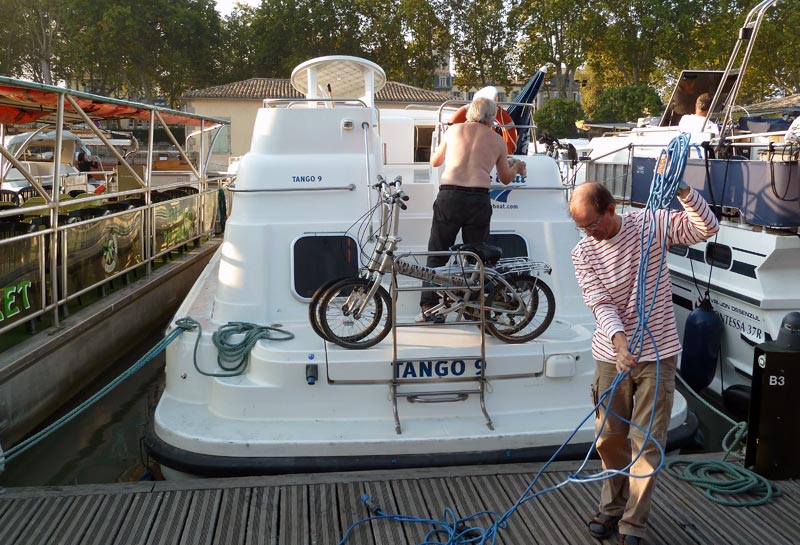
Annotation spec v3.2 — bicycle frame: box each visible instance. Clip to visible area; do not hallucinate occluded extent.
[354,180,535,321]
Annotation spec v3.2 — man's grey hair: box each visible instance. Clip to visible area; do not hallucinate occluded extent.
[467,97,497,126]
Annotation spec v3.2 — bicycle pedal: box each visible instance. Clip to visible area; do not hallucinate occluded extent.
[432,314,445,324]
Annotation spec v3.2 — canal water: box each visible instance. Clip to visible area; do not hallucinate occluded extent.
[0,331,167,488]
[0,347,739,488]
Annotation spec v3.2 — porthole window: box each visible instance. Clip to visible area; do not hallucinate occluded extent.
[705,242,732,269]
[668,244,688,257]
[293,235,359,299]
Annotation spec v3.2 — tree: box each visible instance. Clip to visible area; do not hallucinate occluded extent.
[533,98,584,138]
[59,0,156,99]
[511,0,598,99]
[218,5,260,83]
[450,0,515,90]
[153,0,225,107]
[397,0,452,88]
[10,0,67,84]
[586,0,695,88]
[0,1,25,77]
[591,85,663,122]
[730,3,800,102]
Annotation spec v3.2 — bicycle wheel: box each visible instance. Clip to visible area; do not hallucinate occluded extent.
[484,274,555,343]
[319,277,392,349]
[308,277,349,341]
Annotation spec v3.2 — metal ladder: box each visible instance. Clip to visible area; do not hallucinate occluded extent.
[387,250,493,435]
[708,0,780,141]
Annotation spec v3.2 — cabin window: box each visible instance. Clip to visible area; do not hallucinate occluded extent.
[705,242,732,269]
[415,126,434,162]
[487,233,528,258]
[668,244,689,257]
[292,235,359,299]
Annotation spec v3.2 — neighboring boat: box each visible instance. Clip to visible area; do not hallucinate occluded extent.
[582,0,798,419]
[0,77,229,453]
[144,55,697,479]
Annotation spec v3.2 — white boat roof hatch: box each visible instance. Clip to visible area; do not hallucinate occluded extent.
[290,55,386,108]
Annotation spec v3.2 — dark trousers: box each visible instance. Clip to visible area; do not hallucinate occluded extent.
[420,188,492,308]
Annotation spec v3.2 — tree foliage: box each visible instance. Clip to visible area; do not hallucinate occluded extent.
[591,85,663,123]
[0,0,796,114]
[586,0,695,89]
[533,97,584,139]
[449,0,515,91]
[511,0,598,98]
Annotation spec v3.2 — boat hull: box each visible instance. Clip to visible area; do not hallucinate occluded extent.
[144,410,698,478]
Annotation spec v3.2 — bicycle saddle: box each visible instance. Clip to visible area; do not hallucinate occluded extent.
[451,243,502,266]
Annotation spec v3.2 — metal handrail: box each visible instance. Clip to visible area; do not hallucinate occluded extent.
[0,186,222,337]
[227,184,356,193]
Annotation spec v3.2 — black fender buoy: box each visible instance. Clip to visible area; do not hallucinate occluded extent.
[722,385,751,423]
[680,295,723,391]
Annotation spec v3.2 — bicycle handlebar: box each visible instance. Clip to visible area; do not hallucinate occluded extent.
[371,174,409,209]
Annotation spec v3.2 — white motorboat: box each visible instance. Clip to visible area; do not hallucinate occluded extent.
[582,0,799,419]
[145,55,697,478]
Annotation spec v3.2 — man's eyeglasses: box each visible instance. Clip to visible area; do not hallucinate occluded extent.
[579,215,604,232]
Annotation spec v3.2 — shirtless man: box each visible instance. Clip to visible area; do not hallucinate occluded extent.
[418,97,526,320]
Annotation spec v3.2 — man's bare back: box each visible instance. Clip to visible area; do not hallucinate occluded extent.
[431,121,525,188]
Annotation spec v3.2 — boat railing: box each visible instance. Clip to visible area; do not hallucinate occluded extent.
[0,181,227,337]
[227,183,356,193]
[433,99,538,154]
[263,98,370,109]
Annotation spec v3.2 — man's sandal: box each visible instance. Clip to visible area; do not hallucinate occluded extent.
[588,513,621,539]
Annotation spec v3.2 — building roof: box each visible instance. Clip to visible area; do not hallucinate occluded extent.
[183,78,453,104]
[745,94,800,115]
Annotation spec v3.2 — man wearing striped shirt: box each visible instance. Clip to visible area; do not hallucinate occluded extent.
[570,181,719,545]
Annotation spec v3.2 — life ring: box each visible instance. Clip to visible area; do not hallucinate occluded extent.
[450,105,518,155]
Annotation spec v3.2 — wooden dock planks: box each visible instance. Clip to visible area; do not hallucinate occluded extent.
[0,457,798,545]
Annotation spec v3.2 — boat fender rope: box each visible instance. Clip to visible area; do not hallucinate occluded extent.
[185,318,294,377]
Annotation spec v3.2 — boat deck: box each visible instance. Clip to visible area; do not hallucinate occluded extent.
[1,454,798,545]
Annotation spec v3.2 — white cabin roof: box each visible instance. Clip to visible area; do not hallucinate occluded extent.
[290,56,386,107]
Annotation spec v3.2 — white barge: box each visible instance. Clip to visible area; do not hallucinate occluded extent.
[144,56,696,478]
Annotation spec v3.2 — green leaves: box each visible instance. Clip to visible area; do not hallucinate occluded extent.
[591,85,663,123]
[1,0,796,115]
[533,97,585,139]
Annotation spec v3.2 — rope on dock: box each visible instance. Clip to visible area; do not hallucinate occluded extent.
[665,373,779,507]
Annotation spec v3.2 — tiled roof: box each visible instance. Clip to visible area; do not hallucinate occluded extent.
[183,78,452,103]
[746,93,800,114]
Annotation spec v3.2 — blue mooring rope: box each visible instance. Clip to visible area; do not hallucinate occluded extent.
[1,316,293,467]
[337,134,774,545]
[0,320,193,466]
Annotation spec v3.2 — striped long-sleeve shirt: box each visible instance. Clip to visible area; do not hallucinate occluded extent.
[571,188,719,362]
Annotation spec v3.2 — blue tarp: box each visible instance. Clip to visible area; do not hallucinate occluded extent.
[506,67,547,155]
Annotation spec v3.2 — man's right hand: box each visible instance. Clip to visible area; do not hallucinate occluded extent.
[612,331,637,374]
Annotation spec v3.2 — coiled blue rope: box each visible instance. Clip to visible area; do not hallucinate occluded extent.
[336,135,696,545]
